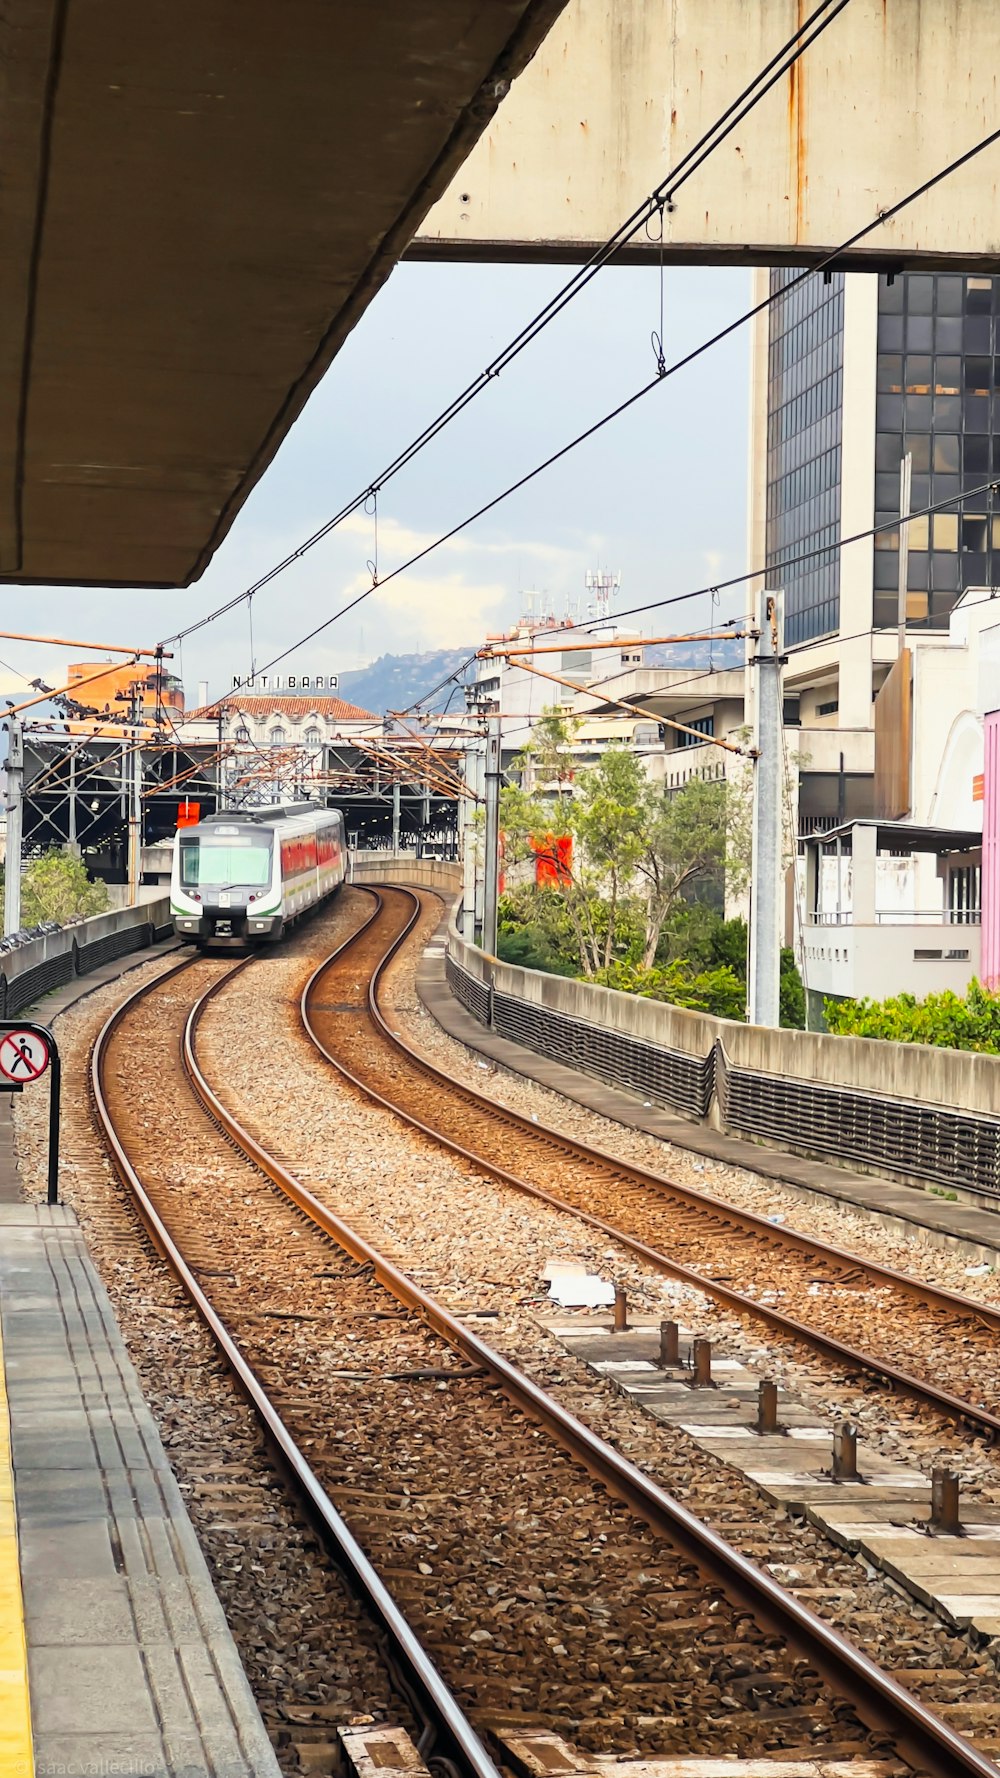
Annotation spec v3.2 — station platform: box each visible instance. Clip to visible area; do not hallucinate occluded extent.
[415,934,1000,1267]
[0,944,280,1778]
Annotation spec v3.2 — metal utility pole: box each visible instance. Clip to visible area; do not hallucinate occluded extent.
[126,682,143,908]
[216,707,227,812]
[3,717,24,937]
[67,743,79,853]
[482,713,502,957]
[460,736,481,940]
[748,589,784,1028]
[391,780,401,855]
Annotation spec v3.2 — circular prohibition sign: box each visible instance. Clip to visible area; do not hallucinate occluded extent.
[0,1027,51,1085]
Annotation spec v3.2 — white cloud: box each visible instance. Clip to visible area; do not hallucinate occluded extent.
[337,508,582,571]
[338,566,509,653]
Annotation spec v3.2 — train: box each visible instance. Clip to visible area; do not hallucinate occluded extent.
[170,806,347,946]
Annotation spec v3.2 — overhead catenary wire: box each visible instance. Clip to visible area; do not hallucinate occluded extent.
[198,126,1000,706]
[160,1,852,655]
[607,478,1000,632]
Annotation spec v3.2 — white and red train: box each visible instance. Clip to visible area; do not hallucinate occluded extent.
[170,807,347,945]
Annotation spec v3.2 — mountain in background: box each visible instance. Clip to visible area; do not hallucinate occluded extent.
[337,636,743,717]
[337,648,475,718]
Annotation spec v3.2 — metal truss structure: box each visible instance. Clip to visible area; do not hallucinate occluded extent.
[18,723,470,878]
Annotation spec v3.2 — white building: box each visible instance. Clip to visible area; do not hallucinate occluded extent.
[473,609,645,757]
[182,691,378,805]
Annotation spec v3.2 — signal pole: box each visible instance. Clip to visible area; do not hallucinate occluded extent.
[748,589,784,1028]
[3,717,24,937]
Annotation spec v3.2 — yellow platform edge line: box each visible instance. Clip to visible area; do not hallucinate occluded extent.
[0,1295,33,1778]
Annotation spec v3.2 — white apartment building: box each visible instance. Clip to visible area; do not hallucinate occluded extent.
[471,609,647,765]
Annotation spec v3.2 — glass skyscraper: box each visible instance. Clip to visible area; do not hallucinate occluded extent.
[765,269,845,647]
[874,272,1000,629]
[764,267,1000,647]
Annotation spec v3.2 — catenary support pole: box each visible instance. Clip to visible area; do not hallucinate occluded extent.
[127,682,144,908]
[482,713,502,957]
[461,740,479,940]
[3,718,23,937]
[748,589,784,1028]
[68,743,78,852]
[392,780,401,856]
[474,740,485,943]
[216,708,227,812]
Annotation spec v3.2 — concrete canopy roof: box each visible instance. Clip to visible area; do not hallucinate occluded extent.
[1,0,567,588]
[808,820,983,855]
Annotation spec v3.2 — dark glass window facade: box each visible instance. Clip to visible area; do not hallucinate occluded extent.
[874,272,1000,629]
[765,270,845,646]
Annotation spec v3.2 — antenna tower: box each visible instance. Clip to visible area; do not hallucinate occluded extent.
[585,569,621,623]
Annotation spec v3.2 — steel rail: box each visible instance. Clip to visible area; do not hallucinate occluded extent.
[89,950,504,1778]
[384,900,1000,1330]
[153,893,1000,1778]
[305,885,1000,1443]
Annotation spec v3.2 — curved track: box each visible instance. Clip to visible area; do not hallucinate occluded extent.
[303,886,1000,1447]
[88,920,1000,1778]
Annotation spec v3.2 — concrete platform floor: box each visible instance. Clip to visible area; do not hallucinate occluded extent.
[0,1204,280,1778]
[0,938,279,1777]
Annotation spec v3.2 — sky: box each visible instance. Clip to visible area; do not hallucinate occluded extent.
[1,259,751,707]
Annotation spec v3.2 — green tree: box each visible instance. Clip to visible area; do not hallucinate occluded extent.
[633,777,728,968]
[0,849,110,928]
[501,715,646,977]
[501,715,735,980]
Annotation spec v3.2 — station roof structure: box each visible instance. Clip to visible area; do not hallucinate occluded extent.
[0,0,567,589]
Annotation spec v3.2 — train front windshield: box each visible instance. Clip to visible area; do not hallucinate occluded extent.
[179,832,272,889]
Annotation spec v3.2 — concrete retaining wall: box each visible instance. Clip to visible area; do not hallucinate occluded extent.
[327,860,1000,1197]
[350,854,463,896]
[445,920,1000,1118]
[1,897,171,1017]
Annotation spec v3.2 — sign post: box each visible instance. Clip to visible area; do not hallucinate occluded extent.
[0,1023,60,1203]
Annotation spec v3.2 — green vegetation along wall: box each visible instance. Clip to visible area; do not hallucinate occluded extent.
[825,980,1000,1052]
[0,849,110,930]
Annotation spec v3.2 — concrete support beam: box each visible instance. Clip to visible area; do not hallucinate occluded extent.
[417,0,1000,268]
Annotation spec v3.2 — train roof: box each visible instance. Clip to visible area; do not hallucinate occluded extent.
[179,808,343,840]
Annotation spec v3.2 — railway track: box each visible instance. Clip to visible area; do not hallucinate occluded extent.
[302,884,1000,1448]
[87,918,1000,1778]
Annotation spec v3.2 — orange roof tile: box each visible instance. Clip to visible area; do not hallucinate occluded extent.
[187,695,378,723]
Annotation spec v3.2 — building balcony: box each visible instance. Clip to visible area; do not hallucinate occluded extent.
[648,741,729,790]
[811,908,982,926]
[795,726,875,774]
[800,817,984,1022]
[801,918,981,1014]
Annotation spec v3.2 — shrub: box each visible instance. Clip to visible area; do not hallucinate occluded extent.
[824,978,1000,1052]
[596,959,747,1021]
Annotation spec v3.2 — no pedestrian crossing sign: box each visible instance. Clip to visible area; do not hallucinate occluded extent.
[0,1027,51,1084]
